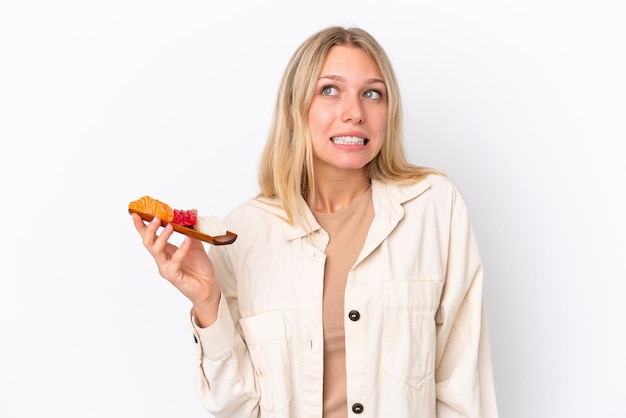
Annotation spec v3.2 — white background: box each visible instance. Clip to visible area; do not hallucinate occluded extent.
[1,1,624,417]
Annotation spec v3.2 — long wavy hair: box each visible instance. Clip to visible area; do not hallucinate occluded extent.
[258,26,439,226]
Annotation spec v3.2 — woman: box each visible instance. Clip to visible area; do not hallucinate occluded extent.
[132,26,498,418]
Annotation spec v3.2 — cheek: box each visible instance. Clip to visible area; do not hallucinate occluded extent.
[308,107,331,137]
[375,115,388,138]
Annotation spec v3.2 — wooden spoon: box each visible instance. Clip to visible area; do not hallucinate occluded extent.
[129,209,237,245]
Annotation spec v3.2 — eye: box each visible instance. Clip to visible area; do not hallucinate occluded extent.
[321,85,339,96]
[363,89,383,100]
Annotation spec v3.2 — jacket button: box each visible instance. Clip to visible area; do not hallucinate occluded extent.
[351,403,364,414]
[348,310,360,321]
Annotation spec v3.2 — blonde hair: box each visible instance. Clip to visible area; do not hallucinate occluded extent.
[258,26,439,226]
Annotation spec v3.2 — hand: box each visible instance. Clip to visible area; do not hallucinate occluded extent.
[131,213,220,326]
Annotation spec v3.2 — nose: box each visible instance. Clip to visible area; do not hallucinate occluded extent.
[341,94,364,124]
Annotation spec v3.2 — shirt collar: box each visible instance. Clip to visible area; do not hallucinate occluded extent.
[248,177,433,241]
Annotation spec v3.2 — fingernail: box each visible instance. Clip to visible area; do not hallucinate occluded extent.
[151,216,160,223]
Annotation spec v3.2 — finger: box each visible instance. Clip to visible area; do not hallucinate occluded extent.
[152,222,176,262]
[145,214,162,234]
[131,213,147,234]
[166,236,192,280]
[187,236,206,252]
[132,214,161,252]
[172,235,199,262]
[141,215,163,249]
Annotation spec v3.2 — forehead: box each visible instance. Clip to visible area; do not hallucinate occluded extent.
[319,45,382,78]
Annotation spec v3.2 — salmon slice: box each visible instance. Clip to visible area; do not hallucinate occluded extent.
[128,195,174,223]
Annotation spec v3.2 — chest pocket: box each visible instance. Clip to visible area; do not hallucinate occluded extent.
[239,311,291,416]
[382,279,443,389]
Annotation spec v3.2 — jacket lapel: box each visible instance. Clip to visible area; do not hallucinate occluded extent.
[354,179,431,267]
[249,177,431,263]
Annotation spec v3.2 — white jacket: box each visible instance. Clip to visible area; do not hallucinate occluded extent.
[191,174,498,418]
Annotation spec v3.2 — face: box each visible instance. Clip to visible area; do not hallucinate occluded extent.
[307,45,388,177]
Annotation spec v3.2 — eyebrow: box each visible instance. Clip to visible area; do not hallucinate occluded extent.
[318,75,386,85]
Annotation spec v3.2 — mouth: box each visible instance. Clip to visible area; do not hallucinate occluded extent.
[330,136,369,145]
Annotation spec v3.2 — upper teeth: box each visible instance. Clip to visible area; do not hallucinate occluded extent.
[331,136,365,145]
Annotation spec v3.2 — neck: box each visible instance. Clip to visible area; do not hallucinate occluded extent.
[310,170,371,213]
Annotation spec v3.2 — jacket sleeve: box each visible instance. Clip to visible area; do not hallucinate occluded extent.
[189,243,260,418]
[434,189,499,418]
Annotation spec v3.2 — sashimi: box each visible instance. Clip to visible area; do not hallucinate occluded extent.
[128,195,175,223]
[128,195,236,245]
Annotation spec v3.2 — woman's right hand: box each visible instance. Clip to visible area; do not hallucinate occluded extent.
[131,213,220,327]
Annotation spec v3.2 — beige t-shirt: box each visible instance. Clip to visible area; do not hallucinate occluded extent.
[313,188,374,418]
